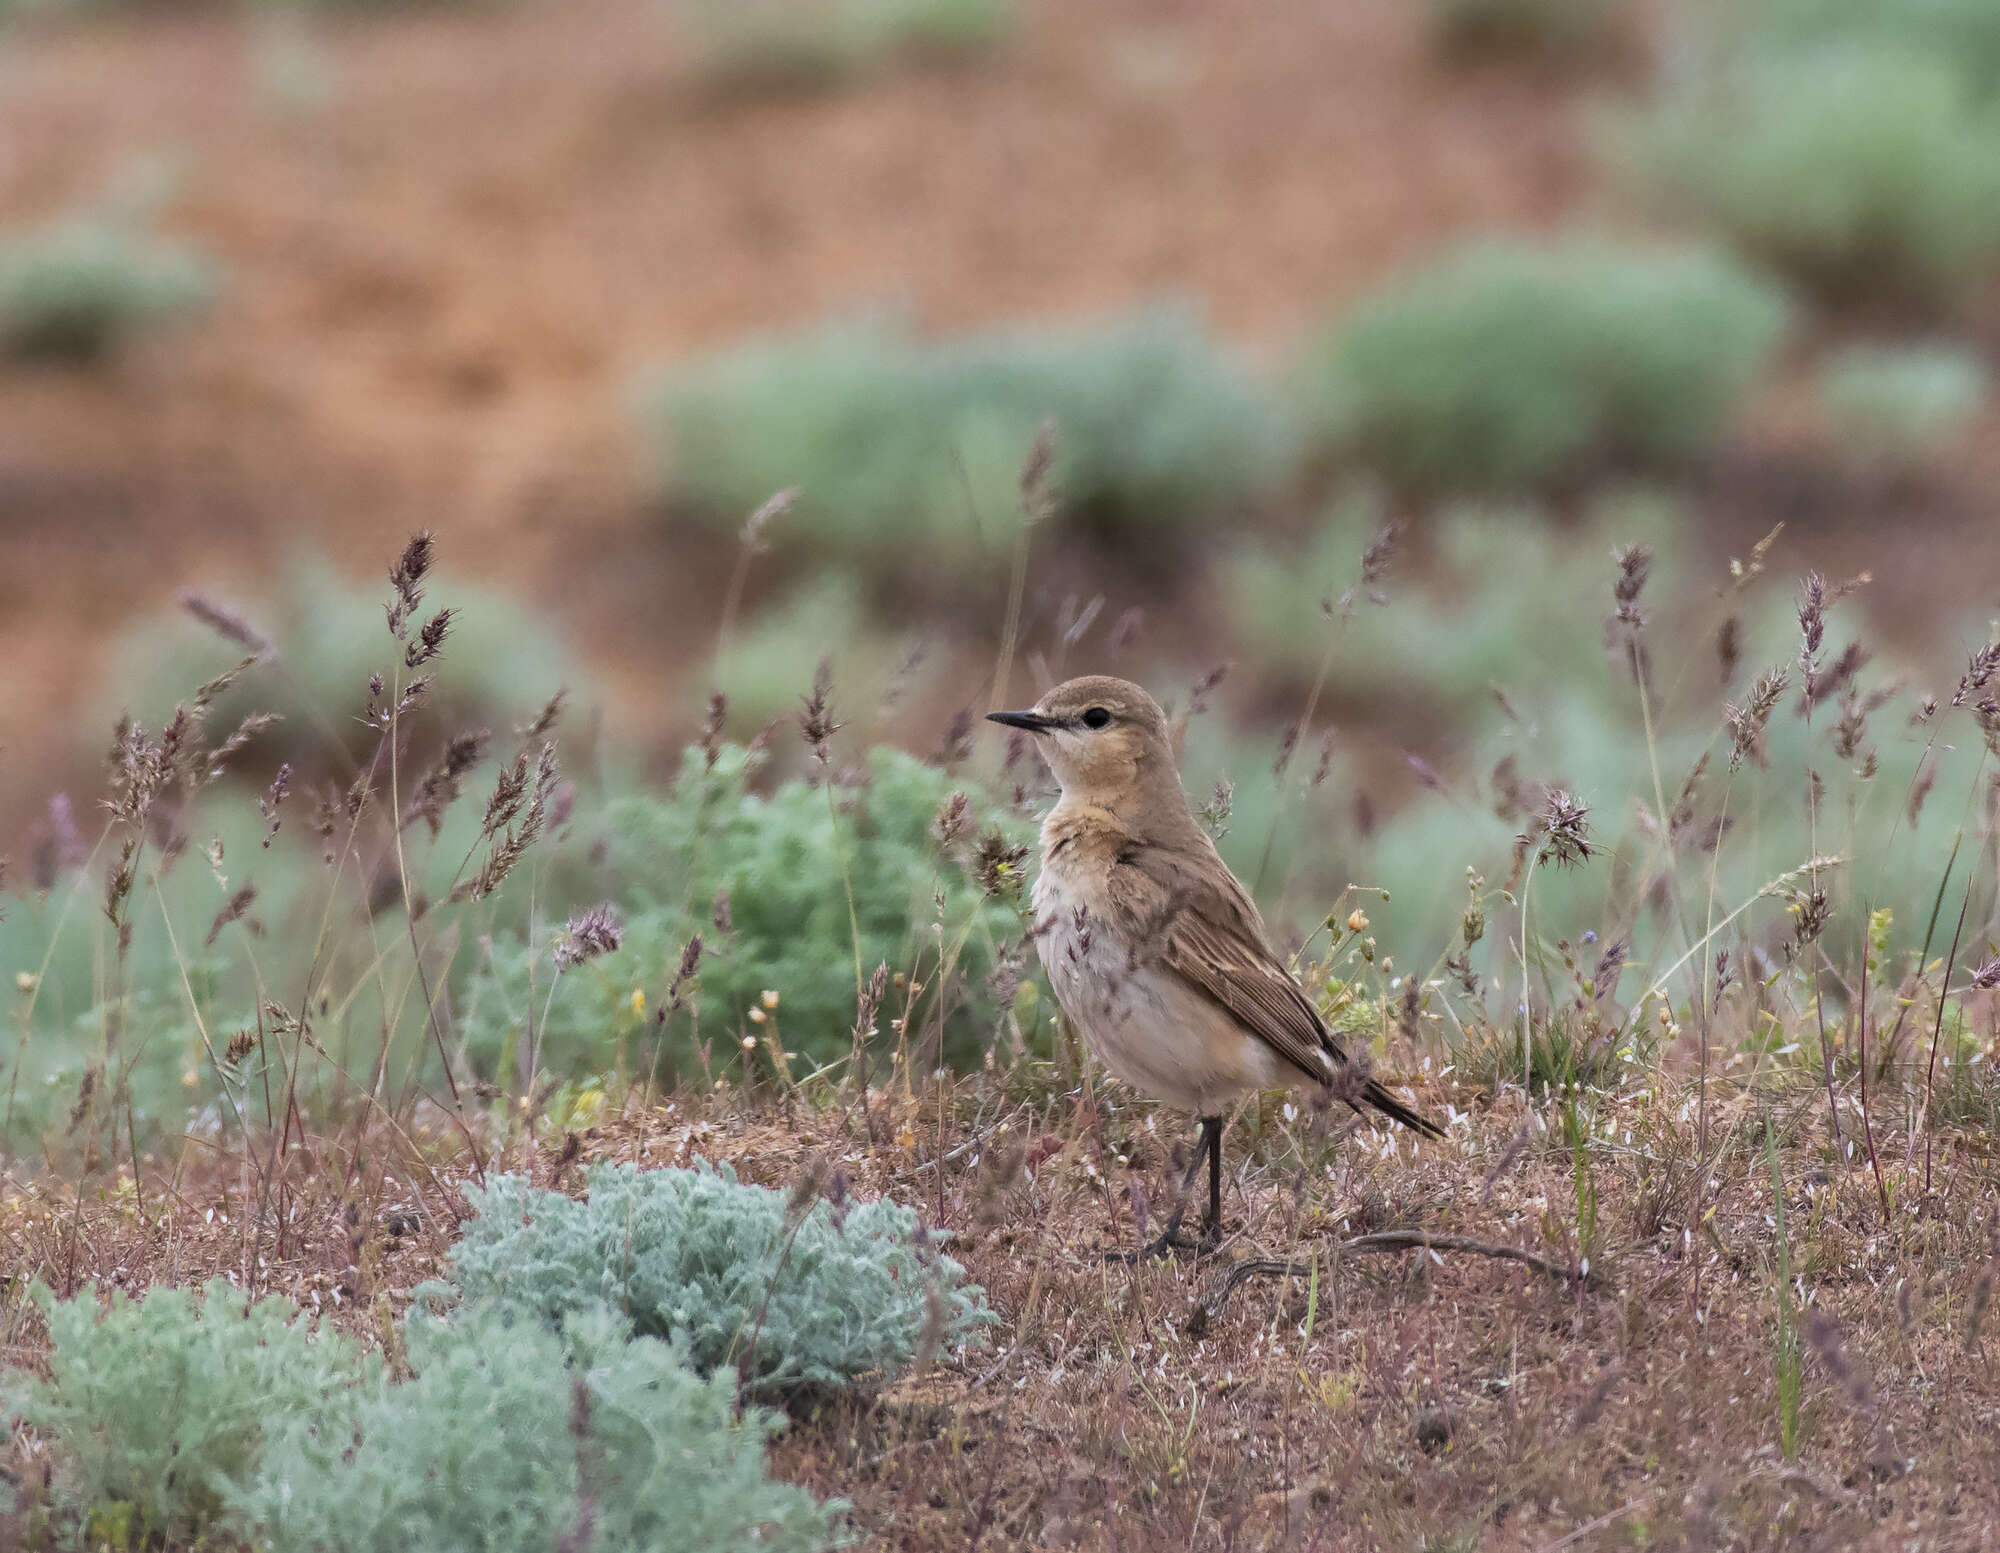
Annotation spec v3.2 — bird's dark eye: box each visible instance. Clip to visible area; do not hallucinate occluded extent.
[1081,707,1111,729]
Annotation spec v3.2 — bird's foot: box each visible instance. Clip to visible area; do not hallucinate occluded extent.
[1104,1225,1223,1264]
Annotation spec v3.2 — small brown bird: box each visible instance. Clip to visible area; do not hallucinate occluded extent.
[989,675,1441,1257]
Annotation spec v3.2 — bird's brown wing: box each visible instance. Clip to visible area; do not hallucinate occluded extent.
[1109,840,1443,1137]
[1106,840,1345,1085]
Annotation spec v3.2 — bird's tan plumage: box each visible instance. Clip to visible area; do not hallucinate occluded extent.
[989,674,1439,1253]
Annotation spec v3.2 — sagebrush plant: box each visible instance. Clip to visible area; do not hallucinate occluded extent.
[1815,341,1988,469]
[1431,0,1625,60]
[641,306,1286,566]
[240,1305,840,1553]
[97,556,585,779]
[1225,486,1687,700]
[436,1162,995,1396]
[675,0,1011,93]
[457,741,1035,1079]
[711,571,910,730]
[3,530,583,1188]
[4,1279,362,1547]
[1755,0,2000,102]
[0,215,216,361]
[1298,238,1788,492]
[1621,41,2000,302]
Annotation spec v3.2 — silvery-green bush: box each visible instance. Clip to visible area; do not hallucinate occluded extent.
[455,742,1034,1080]
[1756,0,2000,102]
[1817,342,1989,467]
[677,0,1012,93]
[1298,239,1787,493]
[1622,42,2000,302]
[641,306,1287,564]
[240,1306,840,1553]
[1431,0,1624,58]
[437,1162,995,1397]
[0,218,216,361]
[3,1280,362,1548]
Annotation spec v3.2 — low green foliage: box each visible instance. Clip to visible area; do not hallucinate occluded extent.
[1816,341,1988,467]
[96,555,583,778]
[4,1279,362,1548]
[438,1162,996,1397]
[1226,487,1688,700]
[715,572,914,731]
[457,743,1034,1081]
[1621,42,2000,302]
[1298,239,1787,492]
[641,307,1286,565]
[241,1306,839,1553]
[676,0,1012,93]
[0,217,216,361]
[1431,0,1624,59]
[1756,0,2000,102]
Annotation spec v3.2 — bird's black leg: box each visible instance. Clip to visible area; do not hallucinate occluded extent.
[1109,1115,1224,1262]
[1200,1115,1224,1251]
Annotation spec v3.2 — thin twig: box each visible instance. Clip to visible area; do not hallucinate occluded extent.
[1191,1230,1581,1329]
[1537,1499,1650,1552]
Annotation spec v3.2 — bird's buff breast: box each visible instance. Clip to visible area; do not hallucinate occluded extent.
[1032,863,1281,1116]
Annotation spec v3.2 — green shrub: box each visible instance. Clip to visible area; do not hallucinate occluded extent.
[1298,239,1787,492]
[1816,341,1988,466]
[1218,495,1988,967]
[456,742,1034,1080]
[6,542,588,1152]
[4,1279,362,1547]
[715,572,915,731]
[437,1162,995,1397]
[641,306,1287,565]
[1755,0,2000,101]
[677,0,1012,92]
[95,555,584,777]
[0,217,216,361]
[1432,0,1624,59]
[242,1305,839,1553]
[1225,487,1689,701]
[1621,42,2000,302]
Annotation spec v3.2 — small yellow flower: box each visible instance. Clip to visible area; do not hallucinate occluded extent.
[747,1007,766,1024]
[630,988,646,1015]
[1347,909,1370,933]
[741,1035,758,1051]
[761,989,780,1010]
[896,1126,916,1149]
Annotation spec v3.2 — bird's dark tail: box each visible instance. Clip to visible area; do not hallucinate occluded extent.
[1359,1078,1445,1139]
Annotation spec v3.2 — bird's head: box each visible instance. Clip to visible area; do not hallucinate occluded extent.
[987,676,1180,807]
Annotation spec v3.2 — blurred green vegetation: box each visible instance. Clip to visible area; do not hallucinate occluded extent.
[0,215,216,362]
[1215,497,1990,973]
[97,558,585,778]
[1295,239,1788,494]
[1755,0,2000,101]
[640,306,1289,567]
[674,0,1012,93]
[1431,0,1627,60]
[714,572,918,734]
[1225,486,1689,702]
[1621,40,2000,302]
[1815,341,1989,470]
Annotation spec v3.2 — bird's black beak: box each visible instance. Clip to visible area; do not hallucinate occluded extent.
[986,709,1055,734]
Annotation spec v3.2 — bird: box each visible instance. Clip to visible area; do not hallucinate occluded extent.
[988,675,1442,1258]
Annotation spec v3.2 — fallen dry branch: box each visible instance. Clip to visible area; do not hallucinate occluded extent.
[1189,1229,1581,1332]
